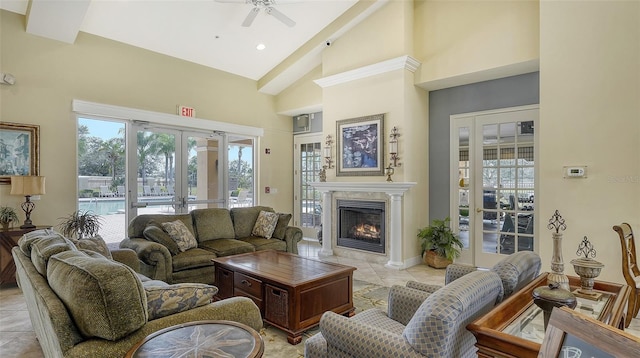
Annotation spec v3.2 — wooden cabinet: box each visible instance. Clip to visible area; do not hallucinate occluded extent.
[467,272,630,358]
[1,226,51,286]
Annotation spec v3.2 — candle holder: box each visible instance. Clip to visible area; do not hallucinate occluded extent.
[385,165,394,182]
[570,236,604,300]
[323,135,334,169]
[389,126,400,167]
[547,210,570,291]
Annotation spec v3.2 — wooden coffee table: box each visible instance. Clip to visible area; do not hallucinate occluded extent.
[212,250,356,344]
[126,320,263,357]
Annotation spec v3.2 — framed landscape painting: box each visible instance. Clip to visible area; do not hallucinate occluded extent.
[336,114,384,177]
[0,122,40,184]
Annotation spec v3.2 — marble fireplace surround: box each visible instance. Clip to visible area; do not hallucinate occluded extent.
[312,182,416,269]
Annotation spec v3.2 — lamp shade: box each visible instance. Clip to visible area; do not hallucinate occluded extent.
[10,176,46,196]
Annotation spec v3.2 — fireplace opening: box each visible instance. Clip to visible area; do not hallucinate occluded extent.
[337,200,385,254]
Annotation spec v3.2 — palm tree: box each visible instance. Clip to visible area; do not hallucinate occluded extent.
[155,133,175,187]
[99,138,124,185]
[137,131,159,185]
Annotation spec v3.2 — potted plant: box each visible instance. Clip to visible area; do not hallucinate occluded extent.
[0,206,19,230]
[418,217,463,268]
[58,210,103,239]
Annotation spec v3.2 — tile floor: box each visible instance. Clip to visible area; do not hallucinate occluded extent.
[1,239,639,357]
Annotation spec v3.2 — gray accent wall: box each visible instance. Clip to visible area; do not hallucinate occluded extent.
[428,72,539,221]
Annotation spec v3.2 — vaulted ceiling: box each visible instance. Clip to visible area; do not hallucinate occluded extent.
[1,0,388,94]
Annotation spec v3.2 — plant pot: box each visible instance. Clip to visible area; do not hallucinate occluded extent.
[423,250,452,269]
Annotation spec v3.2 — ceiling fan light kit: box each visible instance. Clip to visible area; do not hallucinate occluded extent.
[217,0,296,28]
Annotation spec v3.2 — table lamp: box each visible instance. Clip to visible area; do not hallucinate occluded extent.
[10,176,46,229]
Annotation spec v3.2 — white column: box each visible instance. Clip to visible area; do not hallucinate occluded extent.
[385,193,404,269]
[320,190,334,256]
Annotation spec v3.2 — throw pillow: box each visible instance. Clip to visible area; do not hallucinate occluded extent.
[251,210,279,239]
[70,235,112,260]
[161,220,198,252]
[272,213,292,239]
[143,225,180,255]
[144,283,218,320]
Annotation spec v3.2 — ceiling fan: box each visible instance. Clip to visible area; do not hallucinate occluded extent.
[216,0,296,28]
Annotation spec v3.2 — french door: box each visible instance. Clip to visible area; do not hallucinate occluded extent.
[451,105,538,267]
[126,124,226,223]
[293,133,323,239]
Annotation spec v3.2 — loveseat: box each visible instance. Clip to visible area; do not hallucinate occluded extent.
[120,206,302,284]
[12,229,263,358]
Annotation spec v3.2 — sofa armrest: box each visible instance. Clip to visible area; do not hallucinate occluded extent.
[388,285,433,325]
[405,281,442,293]
[283,226,303,254]
[445,263,478,284]
[119,238,173,283]
[319,312,422,357]
[110,248,141,272]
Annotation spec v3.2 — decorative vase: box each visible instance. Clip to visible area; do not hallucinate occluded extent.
[570,257,604,298]
[424,250,452,269]
[1,222,9,230]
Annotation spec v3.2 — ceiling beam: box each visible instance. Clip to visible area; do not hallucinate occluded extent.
[26,0,91,44]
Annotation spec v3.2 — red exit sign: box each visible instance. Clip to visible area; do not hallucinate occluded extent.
[177,105,195,117]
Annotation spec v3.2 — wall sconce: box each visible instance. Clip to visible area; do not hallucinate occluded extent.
[323,134,334,169]
[385,165,395,182]
[389,126,400,167]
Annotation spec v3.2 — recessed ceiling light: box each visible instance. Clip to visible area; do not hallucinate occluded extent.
[256,43,266,51]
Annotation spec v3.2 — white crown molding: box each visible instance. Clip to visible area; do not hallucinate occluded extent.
[314,55,421,88]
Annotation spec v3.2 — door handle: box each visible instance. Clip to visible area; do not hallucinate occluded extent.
[476,208,483,213]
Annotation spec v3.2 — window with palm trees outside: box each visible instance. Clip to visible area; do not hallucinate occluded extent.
[76,117,254,246]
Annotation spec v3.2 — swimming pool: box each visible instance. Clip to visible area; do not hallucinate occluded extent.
[78,198,172,215]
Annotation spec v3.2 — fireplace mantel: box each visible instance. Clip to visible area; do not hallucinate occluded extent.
[311,182,415,196]
[311,182,416,269]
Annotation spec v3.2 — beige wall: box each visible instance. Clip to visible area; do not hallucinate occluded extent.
[539,1,640,283]
[0,10,294,228]
[414,0,539,84]
[275,65,323,115]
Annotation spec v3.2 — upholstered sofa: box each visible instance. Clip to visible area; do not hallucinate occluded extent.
[13,229,263,358]
[305,270,504,357]
[120,206,302,284]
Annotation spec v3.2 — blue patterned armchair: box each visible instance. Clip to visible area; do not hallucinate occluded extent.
[304,270,503,358]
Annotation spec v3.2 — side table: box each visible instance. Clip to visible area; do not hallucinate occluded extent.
[126,320,264,358]
[1,225,51,286]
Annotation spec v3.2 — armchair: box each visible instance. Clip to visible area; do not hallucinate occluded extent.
[305,270,503,358]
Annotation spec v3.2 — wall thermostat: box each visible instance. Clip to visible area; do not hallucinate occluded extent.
[563,166,587,178]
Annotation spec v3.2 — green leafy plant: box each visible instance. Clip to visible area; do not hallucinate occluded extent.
[58,210,103,239]
[417,217,463,261]
[0,206,19,228]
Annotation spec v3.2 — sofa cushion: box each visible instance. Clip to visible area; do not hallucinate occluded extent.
[272,213,292,240]
[47,250,147,341]
[191,208,236,242]
[171,248,217,272]
[70,235,112,259]
[144,282,218,320]
[143,225,180,255]
[199,238,255,257]
[18,229,63,257]
[128,214,195,239]
[30,235,77,276]
[252,210,279,239]
[231,206,275,238]
[162,220,199,252]
[238,236,287,252]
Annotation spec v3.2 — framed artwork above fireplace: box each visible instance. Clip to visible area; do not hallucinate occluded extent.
[336,114,384,176]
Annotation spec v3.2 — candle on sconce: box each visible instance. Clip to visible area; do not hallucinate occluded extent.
[323,146,331,158]
[389,140,398,155]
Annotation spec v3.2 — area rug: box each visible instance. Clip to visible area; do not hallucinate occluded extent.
[259,279,390,358]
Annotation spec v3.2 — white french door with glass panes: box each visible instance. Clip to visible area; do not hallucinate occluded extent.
[450,105,538,268]
[293,133,323,239]
[126,123,227,224]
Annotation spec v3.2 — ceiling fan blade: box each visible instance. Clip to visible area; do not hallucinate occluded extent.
[266,6,296,27]
[242,7,260,27]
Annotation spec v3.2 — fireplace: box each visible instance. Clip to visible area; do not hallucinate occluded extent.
[337,199,385,254]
